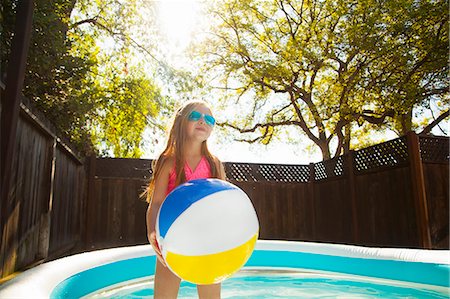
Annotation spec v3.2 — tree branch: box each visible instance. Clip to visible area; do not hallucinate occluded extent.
[69,17,163,66]
[70,17,100,28]
[359,109,395,124]
[331,109,396,145]
[422,86,449,98]
[420,109,449,135]
[253,78,289,93]
[287,91,320,144]
[220,119,302,134]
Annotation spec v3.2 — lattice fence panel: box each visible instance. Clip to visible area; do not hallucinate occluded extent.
[354,136,408,173]
[314,155,346,181]
[257,164,310,183]
[419,136,449,163]
[225,163,310,183]
[225,163,258,182]
[126,135,447,184]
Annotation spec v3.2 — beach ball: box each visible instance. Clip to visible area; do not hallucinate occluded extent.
[156,178,259,285]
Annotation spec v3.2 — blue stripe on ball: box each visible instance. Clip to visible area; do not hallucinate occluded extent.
[158,179,237,238]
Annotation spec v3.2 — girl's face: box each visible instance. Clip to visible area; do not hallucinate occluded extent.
[185,104,214,142]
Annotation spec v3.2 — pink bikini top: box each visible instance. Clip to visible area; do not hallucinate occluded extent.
[166,156,212,195]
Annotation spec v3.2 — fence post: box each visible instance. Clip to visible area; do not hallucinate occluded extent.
[37,137,57,260]
[347,151,359,244]
[308,163,316,239]
[0,0,34,279]
[84,154,97,250]
[406,131,431,249]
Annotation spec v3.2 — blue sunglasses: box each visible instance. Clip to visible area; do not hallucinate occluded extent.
[188,110,216,127]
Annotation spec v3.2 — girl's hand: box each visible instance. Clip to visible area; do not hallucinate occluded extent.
[150,231,167,267]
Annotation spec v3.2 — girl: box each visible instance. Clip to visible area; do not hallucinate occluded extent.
[145,100,226,299]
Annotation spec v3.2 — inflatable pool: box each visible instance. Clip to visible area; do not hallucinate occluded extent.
[0,240,448,298]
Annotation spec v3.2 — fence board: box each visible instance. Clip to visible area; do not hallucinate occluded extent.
[48,145,85,258]
[423,163,449,248]
[312,179,352,244]
[298,184,313,240]
[355,167,419,247]
[5,115,53,273]
[86,173,148,250]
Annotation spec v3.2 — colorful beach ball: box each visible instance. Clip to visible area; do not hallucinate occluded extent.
[156,178,259,285]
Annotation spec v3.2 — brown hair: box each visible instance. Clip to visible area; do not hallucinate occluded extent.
[145,100,219,202]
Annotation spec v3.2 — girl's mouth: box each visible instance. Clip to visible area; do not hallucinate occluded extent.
[196,126,207,132]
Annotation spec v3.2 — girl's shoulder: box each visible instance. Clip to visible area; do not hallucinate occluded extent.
[158,155,176,174]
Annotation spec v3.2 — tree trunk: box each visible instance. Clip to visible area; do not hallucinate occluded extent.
[394,108,413,136]
[343,123,351,154]
[318,139,331,160]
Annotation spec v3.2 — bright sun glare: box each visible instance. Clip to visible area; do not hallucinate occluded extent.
[157,0,201,54]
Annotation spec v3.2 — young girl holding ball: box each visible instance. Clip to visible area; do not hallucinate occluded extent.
[146,100,226,298]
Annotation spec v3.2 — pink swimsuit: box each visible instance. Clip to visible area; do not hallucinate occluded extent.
[166,156,212,195]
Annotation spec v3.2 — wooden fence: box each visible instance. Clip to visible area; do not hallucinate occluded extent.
[87,133,448,251]
[84,157,150,250]
[1,93,448,279]
[0,96,87,279]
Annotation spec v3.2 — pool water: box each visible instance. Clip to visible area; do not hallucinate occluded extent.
[87,269,449,299]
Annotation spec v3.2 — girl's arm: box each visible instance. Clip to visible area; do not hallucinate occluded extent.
[146,157,173,265]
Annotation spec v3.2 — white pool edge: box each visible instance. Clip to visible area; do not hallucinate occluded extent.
[255,240,450,264]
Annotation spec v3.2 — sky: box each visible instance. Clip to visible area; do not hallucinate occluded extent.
[140,0,448,165]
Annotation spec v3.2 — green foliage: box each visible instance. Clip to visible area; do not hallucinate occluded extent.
[89,65,163,158]
[195,0,449,159]
[1,0,164,157]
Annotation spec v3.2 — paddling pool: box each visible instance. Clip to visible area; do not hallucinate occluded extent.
[0,240,449,298]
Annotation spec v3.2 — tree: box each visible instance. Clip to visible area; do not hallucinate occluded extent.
[1,0,165,157]
[195,0,449,159]
[357,0,449,136]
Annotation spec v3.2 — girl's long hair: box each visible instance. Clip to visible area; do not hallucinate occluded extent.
[145,100,219,203]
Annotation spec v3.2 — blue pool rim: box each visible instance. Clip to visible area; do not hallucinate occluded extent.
[0,240,449,298]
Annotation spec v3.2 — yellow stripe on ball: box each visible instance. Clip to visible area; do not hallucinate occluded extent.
[166,233,258,285]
